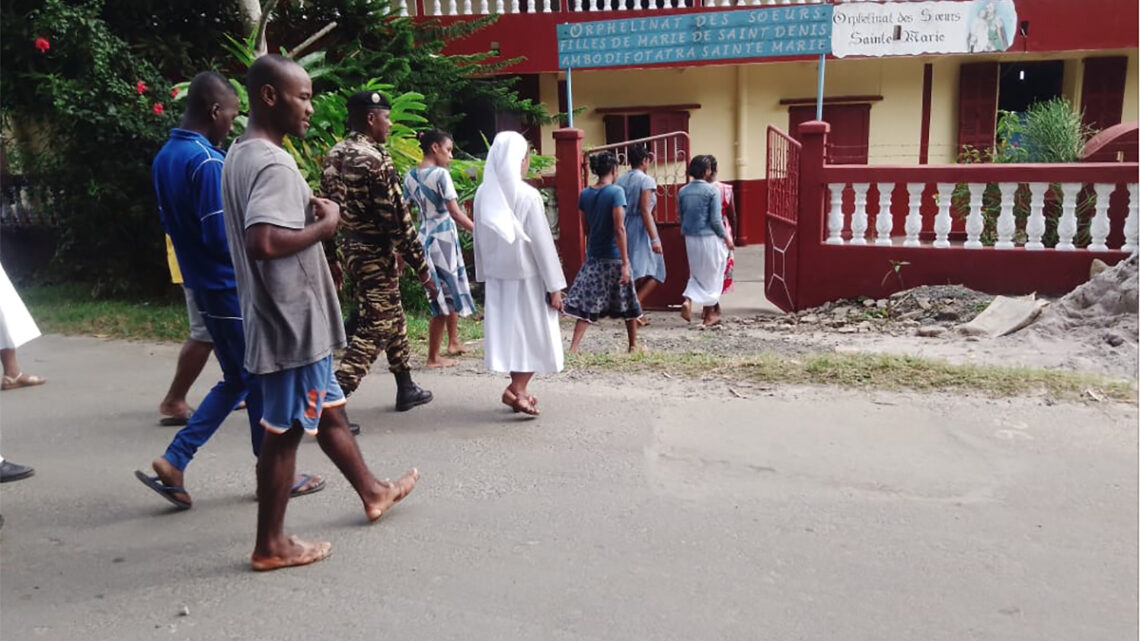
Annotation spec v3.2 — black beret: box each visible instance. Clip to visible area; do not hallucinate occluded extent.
[346,91,391,110]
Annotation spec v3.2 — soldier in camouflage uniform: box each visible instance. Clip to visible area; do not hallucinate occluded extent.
[321,91,436,412]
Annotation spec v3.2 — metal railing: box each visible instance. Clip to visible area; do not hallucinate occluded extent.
[582,131,691,224]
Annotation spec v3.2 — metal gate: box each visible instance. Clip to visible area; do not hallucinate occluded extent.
[764,126,801,313]
[582,131,690,309]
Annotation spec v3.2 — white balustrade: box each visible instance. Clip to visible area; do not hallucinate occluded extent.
[821,177,1138,252]
[933,183,953,248]
[826,183,845,245]
[647,0,657,9]
[874,182,893,246]
[1024,182,1048,250]
[964,183,985,249]
[481,0,491,13]
[1124,184,1139,254]
[432,0,442,14]
[1055,182,1080,251]
[542,0,551,11]
[903,183,924,247]
[993,182,1018,249]
[587,0,596,10]
[450,0,460,14]
[850,183,870,245]
[618,0,627,9]
[632,0,642,8]
[1088,183,1114,252]
[399,0,409,16]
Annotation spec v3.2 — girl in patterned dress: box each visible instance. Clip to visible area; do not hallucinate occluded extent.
[405,129,476,368]
[563,152,643,353]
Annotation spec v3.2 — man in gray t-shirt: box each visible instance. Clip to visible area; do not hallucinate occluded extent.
[222,54,419,572]
[222,136,345,374]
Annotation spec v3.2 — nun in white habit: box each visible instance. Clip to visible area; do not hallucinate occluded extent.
[474,131,566,416]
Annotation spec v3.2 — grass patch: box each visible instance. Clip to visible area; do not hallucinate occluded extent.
[21,283,485,345]
[566,350,1136,402]
[22,284,190,342]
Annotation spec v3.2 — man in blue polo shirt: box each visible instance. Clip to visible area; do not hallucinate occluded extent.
[136,71,325,509]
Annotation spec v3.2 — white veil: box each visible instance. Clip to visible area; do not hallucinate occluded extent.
[474,131,531,244]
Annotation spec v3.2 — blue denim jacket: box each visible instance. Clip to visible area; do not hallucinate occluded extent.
[678,179,725,238]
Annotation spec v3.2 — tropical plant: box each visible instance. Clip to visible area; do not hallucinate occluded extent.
[954,97,1097,247]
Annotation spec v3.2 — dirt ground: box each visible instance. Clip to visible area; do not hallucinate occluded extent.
[551,256,1139,382]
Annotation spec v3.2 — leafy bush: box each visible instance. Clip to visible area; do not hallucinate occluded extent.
[954,97,1097,247]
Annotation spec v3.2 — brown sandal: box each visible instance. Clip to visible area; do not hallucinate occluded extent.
[2,372,46,391]
[501,389,539,414]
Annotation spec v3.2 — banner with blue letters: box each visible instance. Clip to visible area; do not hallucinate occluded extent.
[556,5,833,70]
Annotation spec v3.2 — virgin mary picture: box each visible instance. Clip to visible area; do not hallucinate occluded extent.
[968,0,1017,53]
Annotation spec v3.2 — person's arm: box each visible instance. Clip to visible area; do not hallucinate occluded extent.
[639,189,661,254]
[707,188,730,241]
[374,157,431,281]
[245,196,340,260]
[318,157,345,287]
[193,154,230,262]
[613,203,631,285]
[525,194,566,310]
[435,169,474,233]
[445,200,474,233]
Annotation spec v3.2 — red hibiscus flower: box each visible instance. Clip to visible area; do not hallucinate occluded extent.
[152,103,165,115]
[171,87,180,98]
[136,81,147,94]
[34,37,50,54]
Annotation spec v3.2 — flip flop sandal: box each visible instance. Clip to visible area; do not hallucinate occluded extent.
[2,373,46,391]
[135,470,192,509]
[290,474,326,498]
[158,409,195,427]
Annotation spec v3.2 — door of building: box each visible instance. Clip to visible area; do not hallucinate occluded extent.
[788,104,871,164]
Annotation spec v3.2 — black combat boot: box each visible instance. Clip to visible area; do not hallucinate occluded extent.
[394,370,433,412]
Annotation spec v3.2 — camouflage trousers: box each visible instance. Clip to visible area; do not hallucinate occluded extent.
[335,239,410,397]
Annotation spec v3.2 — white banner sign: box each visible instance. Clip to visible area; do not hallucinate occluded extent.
[831,0,1018,58]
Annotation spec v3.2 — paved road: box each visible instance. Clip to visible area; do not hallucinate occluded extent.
[2,335,1136,640]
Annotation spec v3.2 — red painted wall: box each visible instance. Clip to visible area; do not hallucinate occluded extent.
[429,0,1139,75]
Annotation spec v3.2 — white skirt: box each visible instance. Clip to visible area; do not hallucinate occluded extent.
[683,235,729,307]
[483,276,564,374]
[0,264,40,350]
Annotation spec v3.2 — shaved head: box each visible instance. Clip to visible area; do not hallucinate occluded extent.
[245,54,313,139]
[185,71,236,121]
[246,54,303,99]
[180,70,240,146]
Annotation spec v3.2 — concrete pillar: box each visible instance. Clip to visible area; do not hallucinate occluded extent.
[553,128,586,284]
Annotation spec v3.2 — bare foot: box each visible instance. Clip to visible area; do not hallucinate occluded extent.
[680,300,692,323]
[627,344,642,354]
[152,457,191,507]
[426,357,459,369]
[703,311,722,327]
[365,469,420,522]
[250,536,332,572]
[636,316,649,327]
[445,345,467,356]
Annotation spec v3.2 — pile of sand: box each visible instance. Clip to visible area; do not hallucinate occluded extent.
[1026,255,1138,344]
[1001,255,1139,379]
